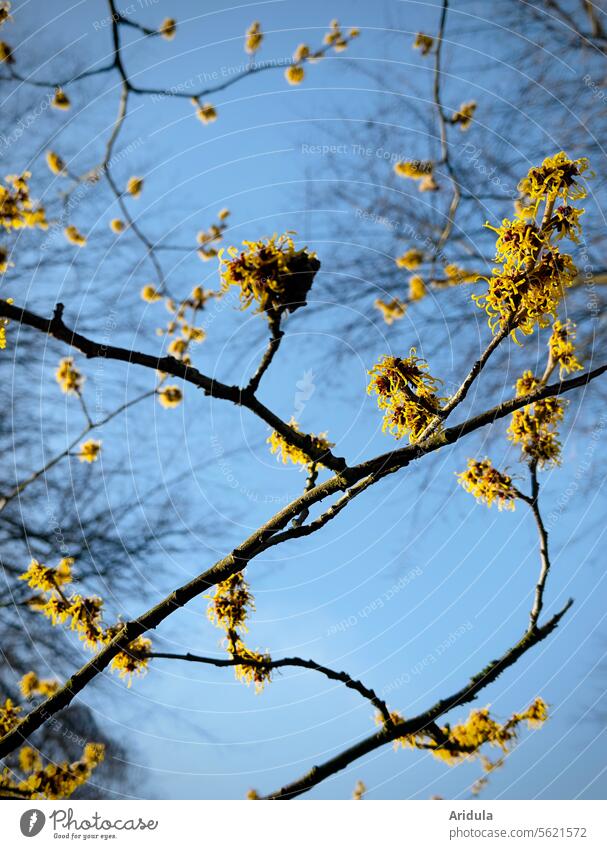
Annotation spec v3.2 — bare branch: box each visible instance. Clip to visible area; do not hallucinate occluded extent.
[149,651,392,723]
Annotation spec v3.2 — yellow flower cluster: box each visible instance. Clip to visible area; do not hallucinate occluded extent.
[367,350,444,442]
[0,2,11,28]
[207,572,272,692]
[395,248,423,270]
[159,17,176,40]
[507,371,565,466]
[437,699,549,764]
[157,385,183,408]
[518,152,589,203]
[0,172,47,231]
[56,357,83,394]
[192,98,217,124]
[413,32,434,54]
[141,284,161,303]
[393,159,438,192]
[374,297,406,325]
[0,296,13,347]
[219,233,320,318]
[22,557,151,683]
[19,670,59,698]
[208,572,254,632]
[64,224,86,246]
[323,19,359,51]
[457,459,516,510]
[20,556,73,592]
[285,64,305,86]
[109,218,125,233]
[0,697,20,734]
[474,153,587,339]
[197,208,230,261]
[1,740,105,799]
[441,263,478,286]
[390,699,548,767]
[451,100,476,131]
[46,151,66,176]
[353,780,366,800]
[245,20,262,54]
[549,319,583,377]
[267,417,333,468]
[0,39,13,63]
[284,20,359,85]
[127,176,143,197]
[409,275,426,302]
[232,640,272,692]
[102,627,152,684]
[52,87,70,109]
[0,245,10,273]
[78,439,101,463]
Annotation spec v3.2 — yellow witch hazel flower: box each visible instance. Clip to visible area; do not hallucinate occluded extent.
[78,439,101,463]
[12,741,105,799]
[19,557,73,592]
[126,176,143,197]
[52,87,70,109]
[19,671,59,699]
[219,233,320,319]
[207,572,272,692]
[374,297,406,325]
[245,20,263,54]
[457,459,516,510]
[22,555,152,686]
[368,349,444,442]
[192,98,217,124]
[109,218,125,233]
[232,640,272,693]
[55,357,83,394]
[389,698,548,768]
[0,39,12,63]
[0,296,13,347]
[518,152,589,203]
[267,417,334,468]
[106,633,152,685]
[408,275,426,302]
[0,246,11,273]
[285,64,305,85]
[157,385,183,408]
[64,224,86,246]
[451,100,476,131]
[141,284,162,303]
[208,572,254,632]
[549,319,583,377]
[0,173,47,231]
[395,248,423,270]
[474,152,587,340]
[413,32,433,54]
[46,151,66,176]
[507,371,564,466]
[394,159,433,180]
[159,17,176,40]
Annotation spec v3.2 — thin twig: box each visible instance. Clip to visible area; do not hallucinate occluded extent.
[149,651,392,723]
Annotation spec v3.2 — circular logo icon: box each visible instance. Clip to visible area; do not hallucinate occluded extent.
[20,809,46,837]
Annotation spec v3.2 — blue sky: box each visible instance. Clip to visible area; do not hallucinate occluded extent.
[3,0,607,800]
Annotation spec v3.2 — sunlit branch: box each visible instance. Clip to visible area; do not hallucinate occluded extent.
[0,299,348,474]
[246,313,284,394]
